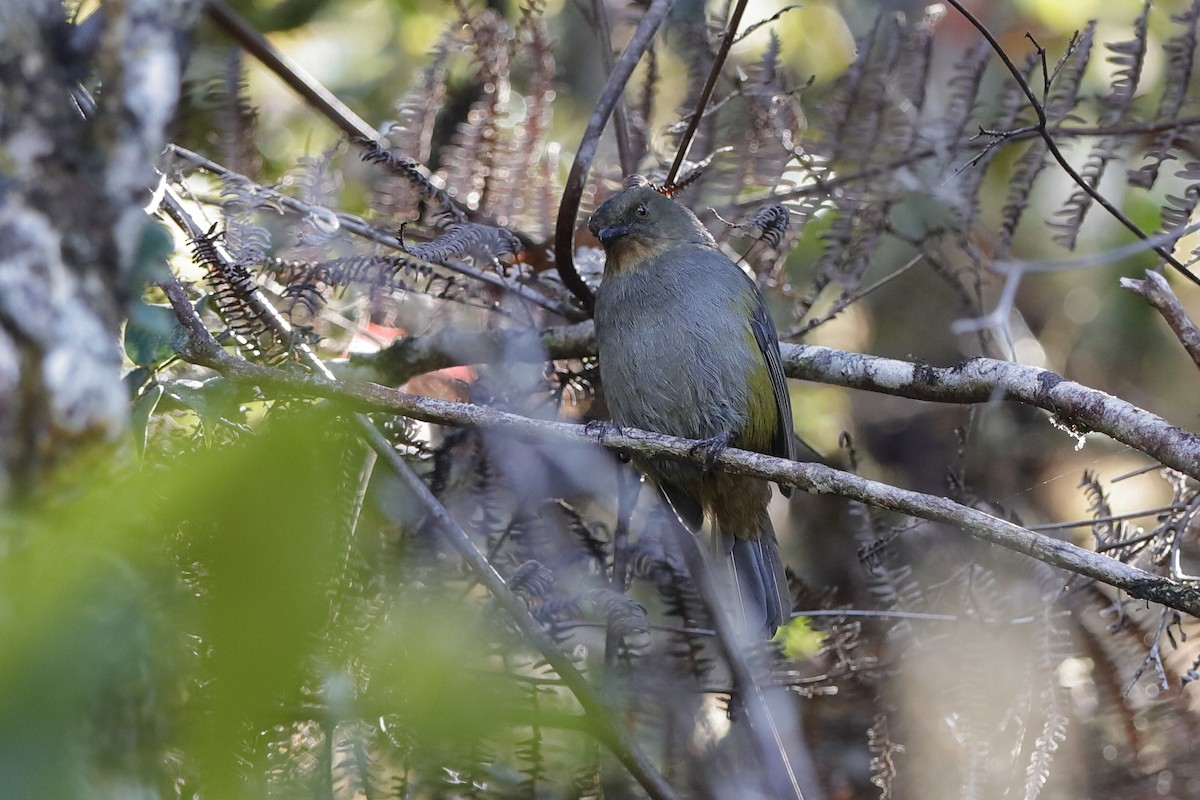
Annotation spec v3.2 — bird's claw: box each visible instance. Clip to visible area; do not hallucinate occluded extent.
[585,418,623,441]
[586,419,631,462]
[690,431,732,472]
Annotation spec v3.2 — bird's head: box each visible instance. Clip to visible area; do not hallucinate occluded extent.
[587,185,715,273]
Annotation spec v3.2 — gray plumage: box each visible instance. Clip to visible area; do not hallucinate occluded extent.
[589,184,794,635]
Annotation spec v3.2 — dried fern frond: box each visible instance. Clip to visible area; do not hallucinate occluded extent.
[1128,0,1200,189]
[1051,5,1150,249]
[401,222,523,266]
[360,138,464,225]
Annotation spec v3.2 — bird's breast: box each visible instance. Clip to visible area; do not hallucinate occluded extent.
[594,257,760,443]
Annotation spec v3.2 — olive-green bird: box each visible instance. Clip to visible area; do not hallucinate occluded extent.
[589,183,795,636]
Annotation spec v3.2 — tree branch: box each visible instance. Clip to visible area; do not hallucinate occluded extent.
[1121,270,1200,371]
[346,323,1200,480]
[205,0,383,146]
[156,305,1200,618]
[788,344,1200,480]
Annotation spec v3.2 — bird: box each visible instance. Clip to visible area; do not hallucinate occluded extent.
[588,181,795,636]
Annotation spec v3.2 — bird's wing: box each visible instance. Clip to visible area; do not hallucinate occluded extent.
[749,293,796,493]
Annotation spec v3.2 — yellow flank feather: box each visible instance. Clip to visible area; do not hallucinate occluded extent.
[742,328,776,452]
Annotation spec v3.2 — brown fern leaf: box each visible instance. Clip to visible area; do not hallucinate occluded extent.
[727,203,790,249]
[1051,5,1151,249]
[997,25,1096,256]
[939,40,993,229]
[436,8,511,215]
[1162,162,1200,266]
[1128,0,1200,189]
[1079,470,1123,550]
[190,224,285,362]
[728,32,806,198]
[360,138,464,226]
[269,254,417,296]
[884,4,944,156]
[826,13,901,168]
[217,50,261,178]
[401,222,522,266]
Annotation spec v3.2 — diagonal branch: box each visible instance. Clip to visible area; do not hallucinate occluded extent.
[666,0,750,186]
[941,0,1200,287]
[157,274,680,800]
[205,0,381,146]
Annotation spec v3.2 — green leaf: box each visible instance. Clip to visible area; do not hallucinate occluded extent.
[123,300,184,368]
[130,383,164,457]
[161,376,241,435]
[125,220,175,290]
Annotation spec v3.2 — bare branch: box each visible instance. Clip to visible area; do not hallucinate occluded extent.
[157,309,1200,618]
[205,0,383,146]
[1121,270,1200,371]
[344,324,1200,480]
[788,344,1200,481]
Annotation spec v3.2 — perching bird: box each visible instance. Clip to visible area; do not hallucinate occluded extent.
[589,182,795,636]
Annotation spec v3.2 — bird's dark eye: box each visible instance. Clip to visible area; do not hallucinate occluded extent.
[635,203,648,216]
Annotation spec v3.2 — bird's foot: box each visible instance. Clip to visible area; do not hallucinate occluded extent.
[690,431,733,472]
[585,419,630,462]
[585,418,624,440]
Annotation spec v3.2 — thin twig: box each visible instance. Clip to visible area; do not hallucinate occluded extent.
[205,0,382,146]
[1122,608,1174,695]
[783,255,923,340]
[941,0,1200,287]
[554,0,675,309]
[1030,503,1185,532]
[591,0,636,176]
[340,323,1200,480]
[666,0,750,187]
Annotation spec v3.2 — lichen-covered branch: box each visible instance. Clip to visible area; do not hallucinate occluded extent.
[789,344,1200,480]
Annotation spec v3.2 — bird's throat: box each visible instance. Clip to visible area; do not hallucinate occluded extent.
[603,238,662,274]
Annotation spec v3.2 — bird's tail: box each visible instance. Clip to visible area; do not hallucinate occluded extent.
[723,518,791,637]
